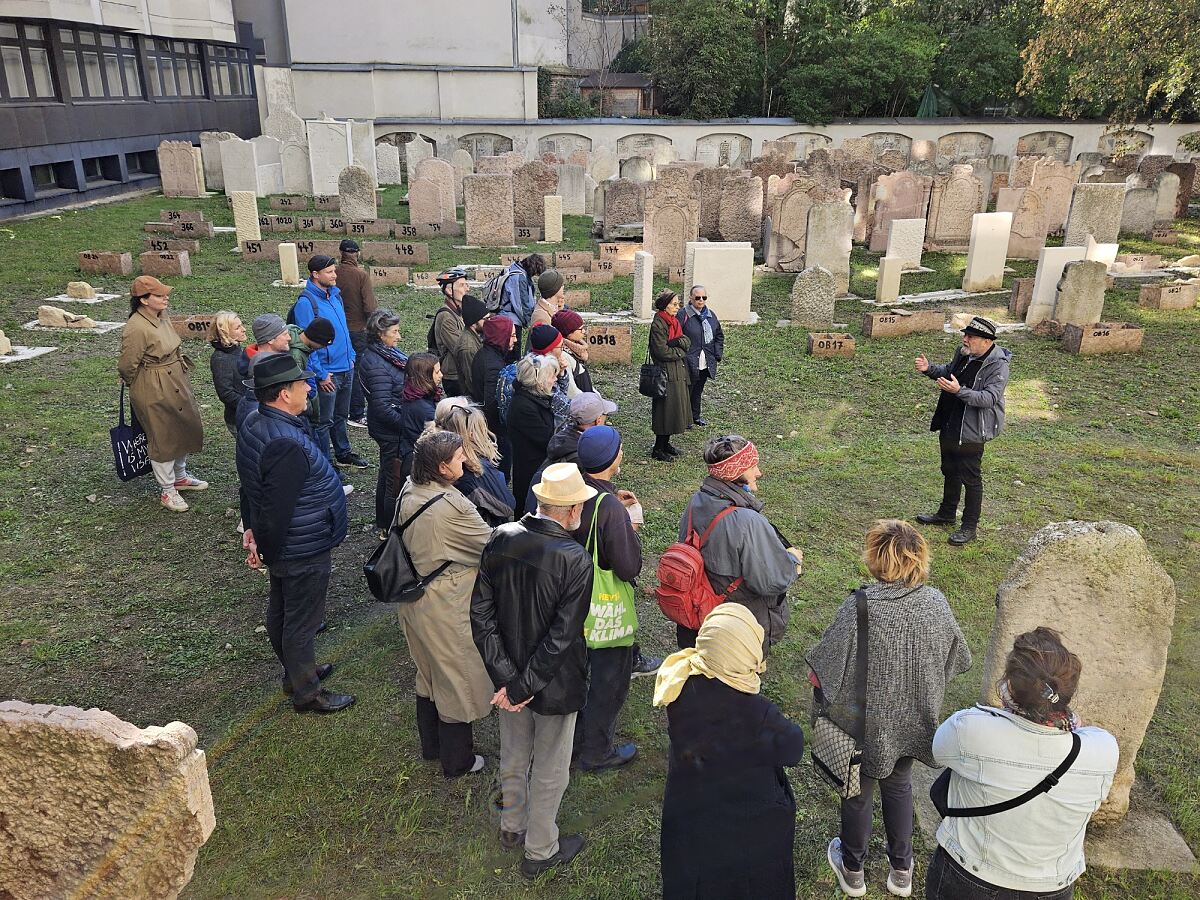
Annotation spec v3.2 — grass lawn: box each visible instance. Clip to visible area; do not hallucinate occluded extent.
[0,187,1197,899]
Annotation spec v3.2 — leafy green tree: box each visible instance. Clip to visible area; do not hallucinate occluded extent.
[933,22,1025,113]
[647,0,757,118]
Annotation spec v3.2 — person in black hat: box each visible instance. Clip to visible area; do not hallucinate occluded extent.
[453,295,489,398]
[914,316,1012,545]
[286,316,334,423]
[336,238,377,428]
[237,353,355,713]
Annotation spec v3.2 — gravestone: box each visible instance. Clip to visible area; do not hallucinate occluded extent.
[451,149,474,205]
[279,242,302,286]
[0,701,215,899]
[750,155,796,211]
[568,148,591,169]
[805,199,853,294]
[868,171,933,252]
[464,174,515,246]
[199,131,235,191]
[1028,158,1080,234]
[376,143,402,185]
[306,118,352,196]
[979,522,1176,823]
[558,164,587,215]
[348,121,377,189]
[876,256,903,303]
[1120,188,1158,236]
[961,212,1013,292]
[926,166,985,251]
[219,139,258,195]
[415,157,458,222]
[407,180,444,227]
[584,174,597,216]
[1026,246,1088,325]
[405,137,434,185]
[1063,183,1126,246]
[695,167,730,240]
[1009,277,1034,318]
[475,156,509,175]
[590,146,618,182]
[717,174,764,246]
[886,218,926,270]
[79,251,133,275]
[250,135,284,195]
[139,250,191,277]
[602,179,645,240]
[684,241,753,323]
[544,195,563,243]
[633,250,655,318]
[1085,234,1119,268]
[158,141,204,198]
[760,139,797,161]
[337,166,377,222]
[789,265,836,328]
[513,161,559,228]
[1053,259,1107,325]
[1154,172,1180,224]
[995,187,1047,260]
[620,156,653,183]
[1165,162,1196,218]
[768,175,847,271]
[643,167,701,272]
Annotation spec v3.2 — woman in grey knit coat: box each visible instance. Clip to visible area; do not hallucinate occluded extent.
[808,519,972,899]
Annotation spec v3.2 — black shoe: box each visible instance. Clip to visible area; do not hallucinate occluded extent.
[316,619,328,635]
[664,443,682,457]
[578,742,637,771]
[500,830,526,852]
[949,527,977,546]
[915,512,956,526]
[335,452,371,469]
[693,417,707,427]
[631,653,663,678]
[281,663,334,695]
[294,688,356,713]
[651,448,674,462]
[520,834,586,880]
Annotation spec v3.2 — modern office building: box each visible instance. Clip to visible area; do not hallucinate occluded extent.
[1,1,259,219]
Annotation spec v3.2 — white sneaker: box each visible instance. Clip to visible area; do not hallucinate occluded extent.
[468,754,486,773]
[174,474,209,491]
[342,484,355,496]
[828,838,866,897]
[887,866,913,897]
[160,488,189,512]
[348,416,368,428]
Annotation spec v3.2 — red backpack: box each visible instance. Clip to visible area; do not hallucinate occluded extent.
[655,505,744,631]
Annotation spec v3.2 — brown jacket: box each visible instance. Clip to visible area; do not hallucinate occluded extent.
[117,308,204,461]
[335,256,377,332]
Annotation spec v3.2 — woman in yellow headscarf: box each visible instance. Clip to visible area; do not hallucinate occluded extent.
[655,603,806,900]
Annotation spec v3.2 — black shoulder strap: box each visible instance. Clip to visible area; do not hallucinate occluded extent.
[941,730,1082,817]
[396,492,452,583]
[852,588,868,742]
[308,293,319,319]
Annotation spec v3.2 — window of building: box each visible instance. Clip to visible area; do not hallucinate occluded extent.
[30,163,60,192]
[59,25,142,99]
[0,167,24,202]
[145,38,204,98]
[207,44,253,97]
[0,20,57,101]
[126,150,156,176]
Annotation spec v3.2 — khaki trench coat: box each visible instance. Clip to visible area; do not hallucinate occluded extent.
[395,478,495,724]
[117,308,204,462]
[649,314,691,437]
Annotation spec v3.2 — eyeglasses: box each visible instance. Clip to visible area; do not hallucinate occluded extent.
[694,296,707,301]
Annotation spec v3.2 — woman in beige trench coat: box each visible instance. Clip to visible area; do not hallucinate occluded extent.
[396,429,495,777]
[117,276,205,512]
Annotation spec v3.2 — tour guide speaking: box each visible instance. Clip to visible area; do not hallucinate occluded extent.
[913,315,1011,546]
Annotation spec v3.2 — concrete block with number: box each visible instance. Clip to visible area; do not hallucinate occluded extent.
[367,266,410,286]
[78,250,133,275]
[1138,282,1197,310]
[139,250,191,277]
[144,237,200,254]
[862,309,945,337]
[585,325,632,364]
[1061,323,1145,354]
[806,332,856,358]
[361,241,430,265]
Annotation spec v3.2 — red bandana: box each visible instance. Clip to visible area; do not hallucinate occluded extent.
[708,441,759,481]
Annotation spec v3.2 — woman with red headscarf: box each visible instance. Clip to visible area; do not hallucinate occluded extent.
[471,315,517,479]
[648,290,691,461]
[674,434,804,653]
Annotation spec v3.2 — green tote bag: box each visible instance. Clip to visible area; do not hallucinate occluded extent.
[583,494,639,649]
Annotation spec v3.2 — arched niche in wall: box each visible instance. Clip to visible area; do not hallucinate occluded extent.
[538,133,593,161]
[1014,130,1073,162]
[694,133,752,167]
[1097,130,1152,157]
[936,131,995,167]
[779,132,832,160]
[615,133,675,166]
[457,132,515,161]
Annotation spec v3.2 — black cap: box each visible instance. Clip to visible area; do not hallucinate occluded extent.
[339,239,360,253]
[308,254,337,272]
[461,295,487,328]
[962,316,998,340]
[242,352,314,389]
[303,316,335,346]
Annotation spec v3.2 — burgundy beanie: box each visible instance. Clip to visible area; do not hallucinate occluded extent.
[551,309,584,337]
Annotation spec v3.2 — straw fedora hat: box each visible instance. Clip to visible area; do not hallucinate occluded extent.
[532,462,598,507]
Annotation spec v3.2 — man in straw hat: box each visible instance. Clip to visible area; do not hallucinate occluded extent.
[914,315,1012,546]
[471,462,596,879]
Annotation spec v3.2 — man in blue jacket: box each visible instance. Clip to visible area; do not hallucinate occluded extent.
[238,353,354,713]
[291,254,369,469]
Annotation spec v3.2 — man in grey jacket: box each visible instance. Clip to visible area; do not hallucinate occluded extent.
[914,316,1011,545]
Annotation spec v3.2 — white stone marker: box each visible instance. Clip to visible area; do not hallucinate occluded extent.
[886,218,926,270]
[231,190,261,244]
[633,250,655,319]
[544,195,563,243]
[684,241,753,323]
[1026,245,1087,325]
[279,242,302,286]
[962,212,1013,292]
[876,255,903,303]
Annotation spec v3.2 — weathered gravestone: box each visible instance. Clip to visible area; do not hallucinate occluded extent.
[1121,188,1158,237]
[0,700,215,899]
[415,157,458,222]
[789,265,836,328]
[590,146,618,182]
[1009,277,1034,319]
[695,167,730,240]
[558,163,587,215]
[717,173,764,246]
[376,143,402,185]
[1027,158,1080,234]
[404,137,434,185]
[1053,259,1107,326]
[1026,246,1088,325]
[408,179,445,228]
[603,179,646,240]
[868,171,933,253]
[805,199,853,294]
[1165,162,1196,218]
[1064,183,1126,246]
[305,119,351,196]
[979,522,1176,823]
[199,131,236,191]
[995,187,1047,260]
[544,195,564,243]
[451,148,474,205]
[643,167,700,272]
[513,161,559,229]
[768,175,847,271]
[1154,172,1180,224]
[886,218,926,271]
[961,212,1013,292]
[926,165,985,251]
[338,165,377,222]
[464,174,515,246]
[157,141,205,198]
[620,156,653,183]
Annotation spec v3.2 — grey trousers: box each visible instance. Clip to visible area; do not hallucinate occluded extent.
[498,708,577,861]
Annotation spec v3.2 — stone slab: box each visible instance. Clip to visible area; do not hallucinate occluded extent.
[876,255,903,304]
[554,251,594,271]
[563,269,614,285]
[360,241,430,266]
[24,319,124,334]
[1062,322,1145,354]
[139,251,191,278]
[1139,282,1198,309]
[346,220,394,238]
[159,209,207,225]
[241,239,280,261]
[806,332,856,358]
[584,325,633,365]
[684,241,754,324]
[1027,246,1088,325]
[885,218,926,270]
[42,292,122,305]
[962,212,1013,292]
[0,345,57,363]
[314,195,339,211]
[78,251,133,276]
[633,250,654,318]
[599,242,642,261]
[862,309,944,337]
[269,196,306,210]
[144,237,199,254]
[172,219,213,239]
[595,258,635,276]
[516,226,544,242]
[169,313,216,340]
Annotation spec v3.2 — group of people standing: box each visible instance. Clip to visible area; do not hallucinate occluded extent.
[114,232,1115,894]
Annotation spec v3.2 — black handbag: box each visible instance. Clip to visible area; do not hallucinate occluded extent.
[931,714,1081,818]
[810,589,868,798]
[110,384,152,482]
[638,345,667,399]
[363,491,450,602]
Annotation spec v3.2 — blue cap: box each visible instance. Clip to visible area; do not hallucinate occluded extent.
[577,425,622,474]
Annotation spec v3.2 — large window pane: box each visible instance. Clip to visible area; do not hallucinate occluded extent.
[1,24,19,40]
[28,47,53,97]
[188,59,202,95]
[82,51,101,97]
[174,57,188,94]
[103,52,121,96]
[65,52,84,96]
[122,55,140,97]
[146,56,161,96]
[161,58,177,96]
[240,62,251,92]
[99,32,115,47]
[22,24,44,41]
[2,46,29,98]
[78,30,95,45]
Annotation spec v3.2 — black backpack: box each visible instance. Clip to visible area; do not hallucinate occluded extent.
[426,306,453,353]
[286,293,318,326]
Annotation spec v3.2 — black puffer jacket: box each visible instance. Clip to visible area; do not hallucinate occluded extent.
[209,342,246,434]
[471,343,509,431]
[470,515,592,715]
[356,342,406,443]
[507,385,555,518]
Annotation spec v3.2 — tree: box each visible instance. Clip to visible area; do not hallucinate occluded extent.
[1021,0,1200,123]
[647,0,757,118]
[934,22,1025,114]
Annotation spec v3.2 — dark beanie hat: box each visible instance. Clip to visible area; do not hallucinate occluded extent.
[530,323,563,355]
[482,315,514,349]
[538,270,565,299]
[303,316,335,346]
[308,253,337,272]
[461,294,487,328]
[551,308,584,337]
[577,425,622,474]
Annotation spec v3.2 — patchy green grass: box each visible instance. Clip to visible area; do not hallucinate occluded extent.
[0,190,1197,898]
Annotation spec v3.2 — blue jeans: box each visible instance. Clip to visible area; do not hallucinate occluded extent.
[316,370,352,460]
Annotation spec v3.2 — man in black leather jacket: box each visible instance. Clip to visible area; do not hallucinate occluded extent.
[471,462,595,880]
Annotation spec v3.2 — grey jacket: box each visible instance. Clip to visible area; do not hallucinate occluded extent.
[925,345,1012,444]
[806,581,973,778]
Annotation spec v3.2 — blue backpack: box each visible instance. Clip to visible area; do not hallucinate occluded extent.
[496,363,518,426]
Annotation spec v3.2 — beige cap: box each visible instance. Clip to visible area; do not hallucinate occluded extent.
[532,462,598,507]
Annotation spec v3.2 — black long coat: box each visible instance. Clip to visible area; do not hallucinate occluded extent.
[661,676,805,900]
[649,315,691,437]
[507,385,555,518]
